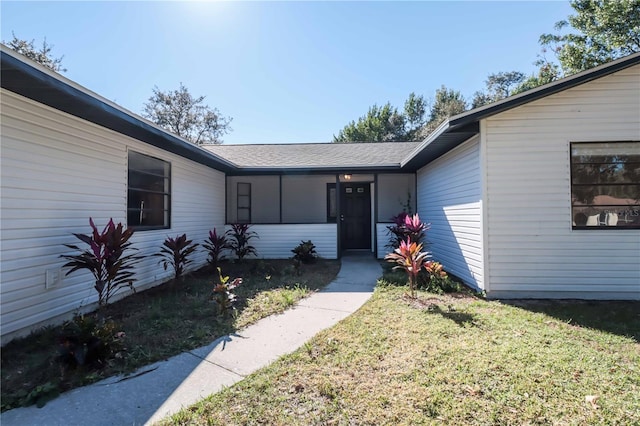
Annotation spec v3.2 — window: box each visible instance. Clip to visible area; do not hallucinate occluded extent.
[571,142,640,229]
[327,183,337,222]
[237,182,251,223]
[127,151,170,230]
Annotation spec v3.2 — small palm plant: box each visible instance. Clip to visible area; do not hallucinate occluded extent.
[155,234,199,280]
[385,237,431,298]
[61,218,142,307]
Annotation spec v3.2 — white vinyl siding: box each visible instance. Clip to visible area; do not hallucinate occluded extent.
[416,136,484,290]
[483,65,640,299]
[1,90,226,341]
[224,224,337,259]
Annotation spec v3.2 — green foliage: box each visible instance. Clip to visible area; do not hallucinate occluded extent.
[385,238,431,298]
[155,234,199,280]
[4,32,66,72]
[424,85,468,133]
[57,314,125,370]
[291,240,317,265]
[212,267,242,314]
[333,102,406,143]
[227,223,259,261]
[471,71,526,108]
[540,0,640,75]
[418,261,465,294]
[333,93,428,142]
[61,218,142,307]
[202,228,229,267]
[143,83,232,145]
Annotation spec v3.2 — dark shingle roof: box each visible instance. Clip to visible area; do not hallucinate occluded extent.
[204,142,419,172]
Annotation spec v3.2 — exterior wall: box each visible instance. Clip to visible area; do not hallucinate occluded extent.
[377,174,416,221]
[1,90,226,341]
[224,224,337,259]
[281,175,335,223]
[226,175,280,223]
[483,65,640,299]
[416,136,484,290]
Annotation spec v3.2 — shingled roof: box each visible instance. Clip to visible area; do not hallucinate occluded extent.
[204,142,419,173]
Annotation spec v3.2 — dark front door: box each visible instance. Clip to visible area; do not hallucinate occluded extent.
[340,183,371,250]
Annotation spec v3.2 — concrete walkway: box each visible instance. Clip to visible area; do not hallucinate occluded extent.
[2,252,381,426]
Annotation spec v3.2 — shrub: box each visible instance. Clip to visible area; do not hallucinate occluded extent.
[57,314,125,370]
[386,212,430,250]
[202,228,229,267]
[292,240,317,264]
[212,267,242,314]
[61,218,142,307]
[419,262,465,294]
[155,234,199,280]
[384,238,431,298]
[227,223,258,261]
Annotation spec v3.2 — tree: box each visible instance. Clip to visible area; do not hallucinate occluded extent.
[422,86,467,134]
[333,103,404,143]
[4,33,65,72]
[143,83,232,145]
[403,92,429,140]
[333,93,428,143]
[540,0,640,75]
[471,71,526,108]
[513,57,562,94]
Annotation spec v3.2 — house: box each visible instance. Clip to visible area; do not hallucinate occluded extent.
[1,45,638,342]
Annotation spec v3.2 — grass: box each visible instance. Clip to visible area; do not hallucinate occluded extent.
[0,258,340,411]
[165,280,640,425]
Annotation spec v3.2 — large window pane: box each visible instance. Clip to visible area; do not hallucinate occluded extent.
[571,142,640,229]
[128,151,170,229]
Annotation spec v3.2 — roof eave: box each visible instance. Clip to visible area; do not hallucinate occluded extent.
[0,46,237,173]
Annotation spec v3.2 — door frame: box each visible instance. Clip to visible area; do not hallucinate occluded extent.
[334,175,375,256]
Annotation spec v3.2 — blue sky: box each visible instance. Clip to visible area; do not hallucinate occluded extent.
[2,1,575,144]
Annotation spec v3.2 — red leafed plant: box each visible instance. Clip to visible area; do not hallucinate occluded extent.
[386,212,430,250]
[202,228,230,268]
[155,234,199,281]
[385,237,431,298]
[61,218,142,307]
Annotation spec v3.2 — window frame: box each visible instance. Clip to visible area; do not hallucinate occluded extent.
[237,182,251,223]
[327,183,337,223]
[127,150,171,231]
[570,141,640,230]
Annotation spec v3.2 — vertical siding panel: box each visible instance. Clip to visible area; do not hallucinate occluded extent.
[1,90,226,341]
[484,66,640,299]
[416,136,484,290]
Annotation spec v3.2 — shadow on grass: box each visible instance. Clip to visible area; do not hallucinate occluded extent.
[426,304,478,327]
[1,258,340,412]
[503,299,640,342]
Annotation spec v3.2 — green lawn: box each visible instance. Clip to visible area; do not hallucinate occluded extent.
[166,283,640,425]
[1,259,340,411]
